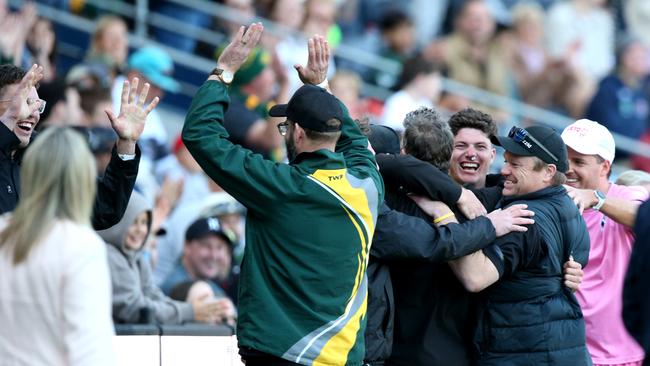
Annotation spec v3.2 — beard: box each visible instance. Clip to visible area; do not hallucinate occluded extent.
[285,136,297,161]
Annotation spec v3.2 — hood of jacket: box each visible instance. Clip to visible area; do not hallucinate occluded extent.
[97,190,151,255]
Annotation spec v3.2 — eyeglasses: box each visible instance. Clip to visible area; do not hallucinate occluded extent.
[508,126,558,162]
[0,98,47,114]
[277,121,289,136]
[27,98,46,114]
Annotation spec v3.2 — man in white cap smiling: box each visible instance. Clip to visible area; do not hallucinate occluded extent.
[562,118,649,366]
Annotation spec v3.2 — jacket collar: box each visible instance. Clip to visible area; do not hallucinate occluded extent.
[291,149,345,172]
[499,185,566,207]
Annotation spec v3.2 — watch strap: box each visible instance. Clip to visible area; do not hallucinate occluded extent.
[593,190,606,211]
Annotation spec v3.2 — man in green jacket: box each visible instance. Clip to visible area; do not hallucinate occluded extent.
[182,23,384,366]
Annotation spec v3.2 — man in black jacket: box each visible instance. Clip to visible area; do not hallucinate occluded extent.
[415,125,591,365]
[624,198,650,366]
[0,64,158,229]
[363,121,534,366]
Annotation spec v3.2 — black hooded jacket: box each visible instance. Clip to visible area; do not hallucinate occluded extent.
[0,124,139,230]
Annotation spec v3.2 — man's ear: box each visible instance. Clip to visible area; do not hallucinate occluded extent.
[545,163,557,182]
[600,159,612,178]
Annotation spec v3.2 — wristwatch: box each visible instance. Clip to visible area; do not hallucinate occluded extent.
[593,190,606,211]
[211,67,234,85]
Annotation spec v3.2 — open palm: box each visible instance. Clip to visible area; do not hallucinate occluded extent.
[106,77,160,142]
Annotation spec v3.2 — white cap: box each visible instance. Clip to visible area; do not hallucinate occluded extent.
[561,119,615,163]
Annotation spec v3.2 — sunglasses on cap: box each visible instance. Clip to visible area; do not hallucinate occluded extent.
[508,126,559,163]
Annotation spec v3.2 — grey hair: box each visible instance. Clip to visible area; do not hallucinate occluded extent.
[403,107,453,170]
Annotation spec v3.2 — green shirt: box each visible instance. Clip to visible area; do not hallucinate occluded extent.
[182,81,384,366]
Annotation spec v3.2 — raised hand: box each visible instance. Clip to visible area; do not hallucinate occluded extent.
[0,64,44,131]
[563,184,595,214]
[216,22,264,74]
[294,35,330,85]
[105,77,159,154]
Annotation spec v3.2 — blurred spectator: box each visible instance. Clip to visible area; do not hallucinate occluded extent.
[372,9,416,89]
[78,84,114,128]
[424,0,512,116]
[151,1,212,53]
[409,0,450,48]
[155,135,210,208]
[86,15,129,78]
[0,127,115,366]
[221,47,286,160]
[36,78,84,127]
[546,0,615,82]
[508,1,593,117]
[303,0,339,42]
[330,70,368,120]
[380,56,441,132]
[0,2,36,67]
[585,36,650,160]
[160,217,236,302]
[24,17,56,81]
[632,132,650,173]
[616,169,650,192]
[623,0,650,48]
[99,192,228,325]
[153,192,239,286]
[170,280,236,327]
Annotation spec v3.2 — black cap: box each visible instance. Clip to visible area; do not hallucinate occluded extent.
[491,125,569,173]
[269,84,343,132]
[369,124,400,155]
[185,217,234,247]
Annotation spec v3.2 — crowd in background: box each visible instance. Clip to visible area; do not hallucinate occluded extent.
[0,0,650,365]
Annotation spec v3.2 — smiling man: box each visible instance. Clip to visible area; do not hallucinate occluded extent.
[421,125,592,365]
[0,64,157,230]
[448,108,497,189]
[561,119,648,366]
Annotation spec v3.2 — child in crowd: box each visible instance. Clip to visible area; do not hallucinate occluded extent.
[99,191,229,325]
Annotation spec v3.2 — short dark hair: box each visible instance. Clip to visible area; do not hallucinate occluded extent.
[379,9,412,33]
[0,64,26,98]
[395,56,441,91]
[448,108,497,137]
[302,118,342,144]
[403,107,453,170]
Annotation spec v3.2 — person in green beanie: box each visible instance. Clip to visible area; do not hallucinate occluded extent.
[215,46,289,162]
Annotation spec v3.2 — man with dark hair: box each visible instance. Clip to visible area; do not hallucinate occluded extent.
[418,125,591,365]
[0,64,156,230]
[381,56,441,132]
[377,111,585,365]
[182,25,382,366]
[448,108,498,188]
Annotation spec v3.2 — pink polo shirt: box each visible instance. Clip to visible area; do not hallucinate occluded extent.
[576,183,648,364]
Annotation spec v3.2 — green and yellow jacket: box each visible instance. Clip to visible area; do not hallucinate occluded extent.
[182,80,384,366]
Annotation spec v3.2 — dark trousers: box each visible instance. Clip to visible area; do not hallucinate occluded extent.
[239,347,302,366]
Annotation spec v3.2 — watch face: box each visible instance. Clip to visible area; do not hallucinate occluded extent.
[222,70,234,83]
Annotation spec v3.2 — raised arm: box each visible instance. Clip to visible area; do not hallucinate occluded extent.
[92,78,159,230]
[564,184,645,227]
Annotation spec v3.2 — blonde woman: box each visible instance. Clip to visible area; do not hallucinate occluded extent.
[0,127,115,365]
[87,15,129,71]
